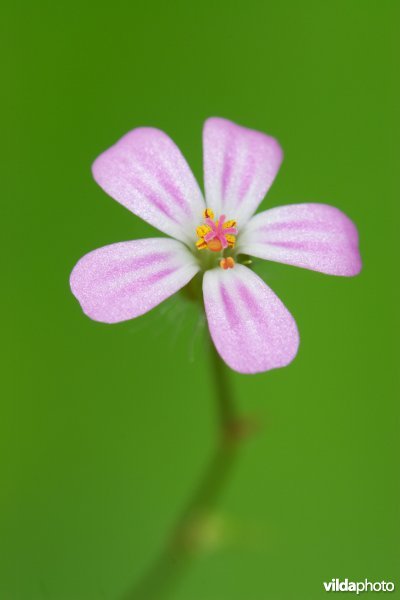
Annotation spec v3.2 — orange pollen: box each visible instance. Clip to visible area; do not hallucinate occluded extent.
[220,257,235,270]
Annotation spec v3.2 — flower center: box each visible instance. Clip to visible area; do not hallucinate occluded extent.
[195,208,238,255]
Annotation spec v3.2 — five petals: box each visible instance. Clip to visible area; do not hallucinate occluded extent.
[71,118,361,373]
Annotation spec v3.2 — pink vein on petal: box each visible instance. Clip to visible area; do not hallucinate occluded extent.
[112,267,177,301]
[126,174,180,223]
[237,152,256,204]
[221,132,235,206]
[219,282,240,327]
[263,239,330,252]
[134,155,192,216]
[100,252,173,283]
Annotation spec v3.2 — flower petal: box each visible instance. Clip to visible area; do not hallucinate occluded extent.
[92,128,205,244]
[203,118,283,225]
[203,265,299,374]
[70,238,199,323]
[238,203,362,276]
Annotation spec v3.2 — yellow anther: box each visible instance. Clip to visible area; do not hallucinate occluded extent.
[225,234,236,248]
[196,239,207,250]
[196,225,211,238]
[223,220,237,229]
[203,208,215,219]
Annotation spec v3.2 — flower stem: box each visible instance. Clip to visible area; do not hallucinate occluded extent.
[122,334,248,600]
[209,336,237,438]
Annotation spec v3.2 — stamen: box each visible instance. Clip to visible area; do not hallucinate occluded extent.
[196,239,207,250]
[220,257,235,270]
[196,225,211,238]
[223,220,237,229]
[225,235,236,248]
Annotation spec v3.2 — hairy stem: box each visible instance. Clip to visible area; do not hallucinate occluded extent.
[122,334,247,600]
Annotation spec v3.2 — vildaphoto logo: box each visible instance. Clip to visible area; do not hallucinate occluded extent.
[323,579,395,594]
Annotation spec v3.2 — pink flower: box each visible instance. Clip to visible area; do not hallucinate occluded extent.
[70,118,361,374]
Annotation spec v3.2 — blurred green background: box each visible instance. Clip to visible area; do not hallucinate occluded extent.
[2,1,399,598]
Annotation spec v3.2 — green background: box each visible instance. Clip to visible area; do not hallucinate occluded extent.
[2,1,399,598]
